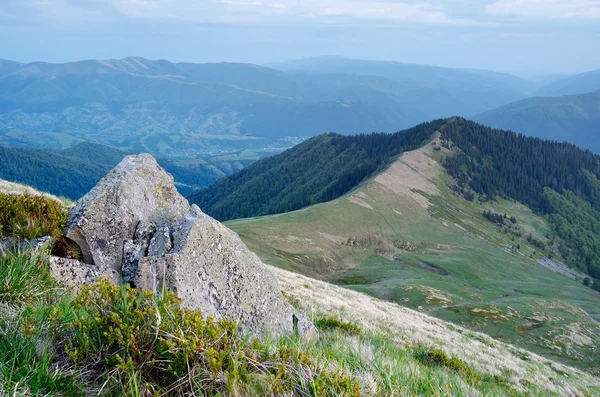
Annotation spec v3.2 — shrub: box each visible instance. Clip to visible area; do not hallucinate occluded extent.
[31,279,360,396]
[414,345,478,381]
[315,316,362,336]
[0,193,67,240]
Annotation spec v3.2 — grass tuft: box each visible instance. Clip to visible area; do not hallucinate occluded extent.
[315,316,363,336]
[0,251,55,306]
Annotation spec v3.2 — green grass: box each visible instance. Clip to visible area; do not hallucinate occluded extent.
[0,252,55,306]
[227,145,600,372]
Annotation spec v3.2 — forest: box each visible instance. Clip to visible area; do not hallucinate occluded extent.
[440,118,600,282]
[189,120,445,220]
[0,142,217,199]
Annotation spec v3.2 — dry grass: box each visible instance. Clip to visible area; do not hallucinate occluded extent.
[273,265,600,396]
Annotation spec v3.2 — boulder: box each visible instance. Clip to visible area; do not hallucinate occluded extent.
[63,154,188,272]
[61,154,311,338]
[136,206,296,337]
[0,236,52,256]
[48,256,120,291]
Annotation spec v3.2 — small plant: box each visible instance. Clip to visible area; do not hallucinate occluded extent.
[414,345,479,381]
[315,316,362,335]
[0,193,67,240]
[0,322,82,395]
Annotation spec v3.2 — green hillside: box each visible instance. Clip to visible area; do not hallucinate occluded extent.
[224,127,600,373]
[189,120,442,220]
[474,90,600,152]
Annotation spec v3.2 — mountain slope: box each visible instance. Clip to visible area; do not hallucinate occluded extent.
[224,128,600,372]
[189,120,443,220]
[0,142,248,199]
[473,90,600,152]
[537,69,600,96]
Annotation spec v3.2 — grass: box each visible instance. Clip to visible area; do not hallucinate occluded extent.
[226,142,600,372]
[0,252,55,306]
[0,248,599,395]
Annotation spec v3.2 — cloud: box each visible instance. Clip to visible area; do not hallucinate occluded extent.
[485,0,600,20]
[3,0,599,27]
[94,0,482,25]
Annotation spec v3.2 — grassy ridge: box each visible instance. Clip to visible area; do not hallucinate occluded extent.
[190,120,443,220]
[226,139,600,373]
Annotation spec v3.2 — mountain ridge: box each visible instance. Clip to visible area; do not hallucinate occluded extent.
[473,90,600,152]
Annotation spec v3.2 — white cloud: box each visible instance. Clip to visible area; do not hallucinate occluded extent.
[485,0,600,20]
[4,0,599,26]
[109,0,481,25]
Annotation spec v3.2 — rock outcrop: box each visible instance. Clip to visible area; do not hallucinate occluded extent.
[63,154,188,272]
[60,154,314,338]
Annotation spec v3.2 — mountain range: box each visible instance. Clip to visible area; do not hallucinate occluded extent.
[0,56,538,158]
[474,90,600,152]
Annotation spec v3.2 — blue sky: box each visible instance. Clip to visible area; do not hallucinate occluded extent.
[1,0,599,76]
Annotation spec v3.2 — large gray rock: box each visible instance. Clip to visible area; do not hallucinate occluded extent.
[61,154,309,338]
[136,206,296,337]
[64,154,188,271]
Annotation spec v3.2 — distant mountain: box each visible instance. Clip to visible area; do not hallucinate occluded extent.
[0,141,248,199]
[537,69,600,96]
[474,90,600,152]
[267,56,536,116]
[0,57,536,157]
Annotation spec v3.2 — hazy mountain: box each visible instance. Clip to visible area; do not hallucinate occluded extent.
[537,69,600,96]
[0,56,539,158]
[474,90,600,152]
[267,56,536,116]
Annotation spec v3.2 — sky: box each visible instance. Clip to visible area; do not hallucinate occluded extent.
[1,0,599,77]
